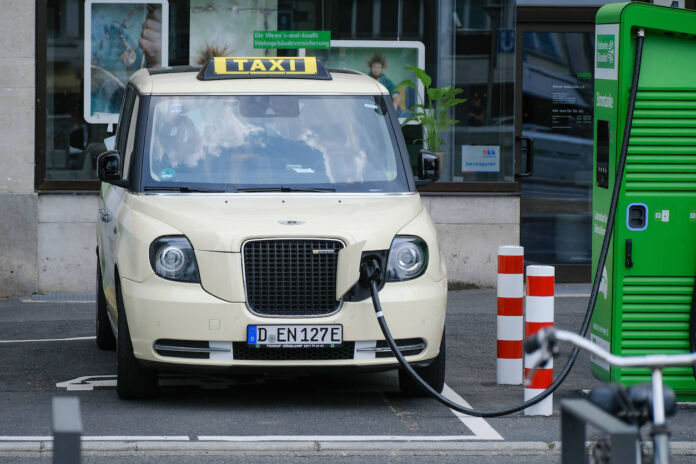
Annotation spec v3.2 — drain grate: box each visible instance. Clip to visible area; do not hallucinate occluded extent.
[31,293,96,302]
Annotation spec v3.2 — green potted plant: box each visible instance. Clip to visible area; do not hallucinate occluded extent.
[396,66,466,176]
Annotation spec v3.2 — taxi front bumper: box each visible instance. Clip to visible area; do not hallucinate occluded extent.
[119,274,447,369]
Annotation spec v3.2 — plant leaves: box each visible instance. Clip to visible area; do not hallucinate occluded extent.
[394,79,415,90]
[406,65,432,88]
[399,64,468,152]
[427,87,447,101]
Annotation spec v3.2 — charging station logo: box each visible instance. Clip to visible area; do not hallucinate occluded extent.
[597,35,616,69]
[599,266,608,300]
[596,92,614,109]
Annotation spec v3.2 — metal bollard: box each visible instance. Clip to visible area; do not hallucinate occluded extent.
[52,397,83,464]
[524,265,555,416]
[496,246,524,385]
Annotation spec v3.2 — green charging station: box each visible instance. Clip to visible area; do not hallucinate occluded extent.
[591,2,696,398]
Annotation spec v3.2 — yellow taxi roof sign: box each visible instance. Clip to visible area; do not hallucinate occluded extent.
[197,57,332,81]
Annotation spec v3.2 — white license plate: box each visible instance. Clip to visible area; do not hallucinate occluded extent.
[247,324,343,347]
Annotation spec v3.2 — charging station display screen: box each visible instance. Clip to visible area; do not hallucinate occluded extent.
[596,120,609,189]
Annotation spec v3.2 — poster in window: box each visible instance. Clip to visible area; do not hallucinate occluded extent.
[189,0,278,66]
[302,41,425,123]
[84,0,169,125]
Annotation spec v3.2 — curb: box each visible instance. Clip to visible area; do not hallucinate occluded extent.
[0,440,559,456]
[2,440,696,456]
[0,440,696,457]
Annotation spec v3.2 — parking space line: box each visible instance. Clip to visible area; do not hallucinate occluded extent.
[198,435,492,442]
[82,436,190,441]
[0,336,96,344]
[442,384,504,440]
[0,436,190,442]
[0,436,53,441]
[0,435,491,443]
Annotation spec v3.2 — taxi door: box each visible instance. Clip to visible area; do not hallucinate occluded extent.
[99,87,138,316]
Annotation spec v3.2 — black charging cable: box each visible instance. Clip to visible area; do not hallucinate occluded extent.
[367,29,647,417]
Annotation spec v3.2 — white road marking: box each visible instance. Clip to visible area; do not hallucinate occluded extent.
[0,436,52,441]
[0,436,189,441]
[56,375,254,391]
[0,336,96,344]
[0,434,500,443]
[56,375,116,391]
[198,435,495,442]
[442,384,504,440]
[82,436,190,441]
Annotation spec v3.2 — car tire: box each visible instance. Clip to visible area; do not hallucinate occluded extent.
[116,277,158,400]
[96,261,116,350]
[398,331,446,397]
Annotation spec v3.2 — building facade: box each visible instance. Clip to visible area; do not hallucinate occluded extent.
[0,0,681,297]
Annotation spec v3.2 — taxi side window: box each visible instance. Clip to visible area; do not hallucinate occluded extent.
[115,87,136,178]
[122,96,140,180]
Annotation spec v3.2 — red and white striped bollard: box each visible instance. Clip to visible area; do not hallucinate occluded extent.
[496,246,524,385]
[524,265,555,416]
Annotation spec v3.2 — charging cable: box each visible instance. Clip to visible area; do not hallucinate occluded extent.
[367,29,646,418]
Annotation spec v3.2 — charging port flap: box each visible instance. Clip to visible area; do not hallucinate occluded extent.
[335,241,366,300]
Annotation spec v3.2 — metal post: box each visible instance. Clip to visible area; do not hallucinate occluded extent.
[609,431,638,464]
[652,369,665,426]
[524,265,555,416]
[496,245,524,385]
[561,404,586,464]
[651,369,670,464]
[561,399,639,464]
[52,397,83,464]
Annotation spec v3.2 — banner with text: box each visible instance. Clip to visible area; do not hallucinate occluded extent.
[254,31,330,49]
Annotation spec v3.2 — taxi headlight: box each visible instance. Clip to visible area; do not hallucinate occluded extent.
[149,236,200,283]
[386,236,428,282]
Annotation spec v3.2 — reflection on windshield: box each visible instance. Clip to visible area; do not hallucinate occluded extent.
[146,95,407,192]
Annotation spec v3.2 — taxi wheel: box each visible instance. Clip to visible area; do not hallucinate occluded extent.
[398,331,446,397]
[116,279,158,400]
[96,262,116,350]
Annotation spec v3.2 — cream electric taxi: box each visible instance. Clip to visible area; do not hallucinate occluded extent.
[95,57,448,399]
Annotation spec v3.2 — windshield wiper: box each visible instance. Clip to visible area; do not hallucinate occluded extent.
[236,187,336,193]
[144,186,226,193]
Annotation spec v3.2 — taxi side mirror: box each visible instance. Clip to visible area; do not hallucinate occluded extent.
[97,150,127,187]
[418,150,440,183]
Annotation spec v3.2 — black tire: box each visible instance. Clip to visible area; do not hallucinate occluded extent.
[116,277,158,399]
[96,261,116,350]
[399,331,446,397]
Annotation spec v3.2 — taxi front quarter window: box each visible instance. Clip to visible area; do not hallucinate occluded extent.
[98,86,147,187]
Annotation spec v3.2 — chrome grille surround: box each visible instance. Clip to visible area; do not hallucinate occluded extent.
[241,238,345,317]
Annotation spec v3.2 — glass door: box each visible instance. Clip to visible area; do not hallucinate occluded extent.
[515,24,595,282]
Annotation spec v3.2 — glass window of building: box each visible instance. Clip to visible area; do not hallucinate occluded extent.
[439,0,516,188]
[518,31,595,272]
[37,0,513,191]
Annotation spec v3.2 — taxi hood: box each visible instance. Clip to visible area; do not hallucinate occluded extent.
[127,193,423,252]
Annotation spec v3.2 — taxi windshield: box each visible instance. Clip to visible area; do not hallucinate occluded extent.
[143,95,409,193]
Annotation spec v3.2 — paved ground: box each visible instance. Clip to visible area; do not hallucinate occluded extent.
[1,287,695,463]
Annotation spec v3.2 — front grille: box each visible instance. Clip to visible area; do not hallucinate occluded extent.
[243,239,344,316]
[233,342,355,360]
